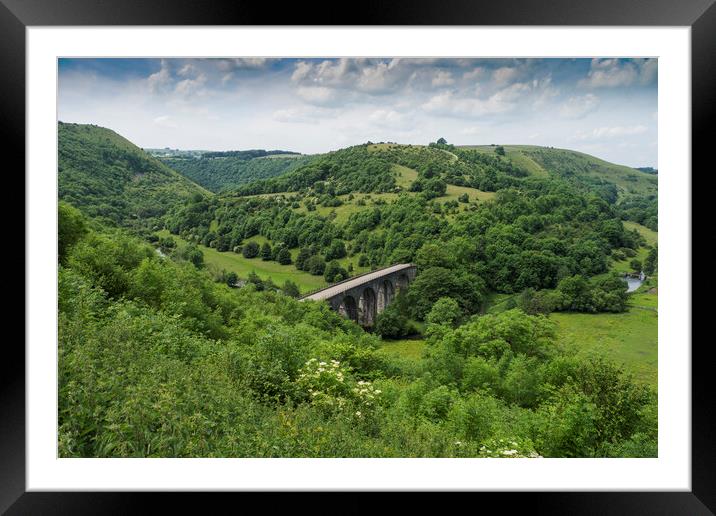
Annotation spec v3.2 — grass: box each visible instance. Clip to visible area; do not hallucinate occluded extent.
[377,338,426,361]
[458,144,657,197]
[443,183,496,203]
[393,164,418,188]
[624,221,658,246]
[609,222,657,274]
[239,161,495,225]
[157,230,327,294]
[391,163,496,204]
[550,308,657,388]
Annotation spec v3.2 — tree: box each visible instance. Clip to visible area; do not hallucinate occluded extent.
[306,255,326,276]
[644,246,657,275]
[325,239,347,260]
[426,297,462,326]
[242,241,259,258]
[260,242,273,261]
[295,247,313,270]
[458,193,469,203]
[324,260,348,283]
[276,247,292,265]
[374,303,413,338]
[495,146,506,156]
[225,271,238,287]
[517,288,556,315]
[282,280,300,298]
[406,267,486,319]
[247,271,264,291]
[437,137,447,145]
[176,244,204,268]
[630,259,642,272]
[58,201,87,263]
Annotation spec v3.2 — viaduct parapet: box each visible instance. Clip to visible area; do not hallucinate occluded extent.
[300,263,417,326]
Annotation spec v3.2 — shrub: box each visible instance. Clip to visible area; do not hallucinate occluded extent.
[242,241,259,258]
[426,297,462,326]
[276,247,292,265]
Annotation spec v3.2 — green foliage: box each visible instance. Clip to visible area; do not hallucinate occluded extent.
[324,260,348,283]
[242,241,259,258]
[163,153,312,193]
[235,144,397,196]
[425,297,462,327]
[407,267,486,319]
[282,280,300,298]
[555,273,628,313]
[374,302,414,339]
[306,255,326,276]
[644,246,657,275]
[260,242,273,261]
[276,247,292,265]
[58,122,206,229]
[58,131,658,458]
[58,201,87,263]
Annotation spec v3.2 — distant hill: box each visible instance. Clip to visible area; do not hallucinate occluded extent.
[162,152,313,192]
[233,141,656,204]
[459,144,657,199]
[58,122,209,227]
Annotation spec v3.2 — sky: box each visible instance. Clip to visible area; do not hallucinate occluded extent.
[58,58,658,168]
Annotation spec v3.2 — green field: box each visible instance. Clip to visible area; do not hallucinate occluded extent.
[259,163,495,225]
[377,338,426,361]
[551,306,657,388]
[157,230,328,293]
[624,221,658,246]
[459,144,657,197]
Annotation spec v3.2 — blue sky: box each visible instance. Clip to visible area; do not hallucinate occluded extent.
[58,58,657,167]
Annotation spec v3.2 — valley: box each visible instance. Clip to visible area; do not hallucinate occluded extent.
[58,123,658,459]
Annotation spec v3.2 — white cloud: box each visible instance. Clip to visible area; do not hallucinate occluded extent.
[579,58,657,88]
[460,126,484,135]
[59,57,658,167]
[147,60,172,94]
[492,67,519,86]
[432,71,455,87]
[152,115,177,128]
[296,86,336,105]
[559,94,600,119]
[218,58,269,71]
[272,106,338,124]
[462,68,486,81]
[174,73,208,98]
[574,124,648,141]
[368,109,413,129]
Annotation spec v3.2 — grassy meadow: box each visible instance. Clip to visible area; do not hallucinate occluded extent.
[157,229,328,293]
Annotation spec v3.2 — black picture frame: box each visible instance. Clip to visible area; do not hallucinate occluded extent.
[3,0,710,512]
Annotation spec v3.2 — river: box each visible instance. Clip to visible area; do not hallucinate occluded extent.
[624,276,643,293]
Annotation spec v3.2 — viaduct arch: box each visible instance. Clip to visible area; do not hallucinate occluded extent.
[300,263,417,327]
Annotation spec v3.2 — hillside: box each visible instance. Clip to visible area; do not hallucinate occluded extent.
[58,129,658,459]
[162,152,314,193]
[459,144,657,199]
[58,122,209,227]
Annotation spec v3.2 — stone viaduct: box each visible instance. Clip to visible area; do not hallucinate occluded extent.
[300,263,417,326]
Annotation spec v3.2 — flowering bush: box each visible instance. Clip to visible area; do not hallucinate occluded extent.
[476,437,542,458]
[295,358,382,418]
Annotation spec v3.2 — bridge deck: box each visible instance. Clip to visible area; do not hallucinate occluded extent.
[300,263,415,301]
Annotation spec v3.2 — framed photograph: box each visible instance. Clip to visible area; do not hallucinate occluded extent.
[6,0,711,512]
